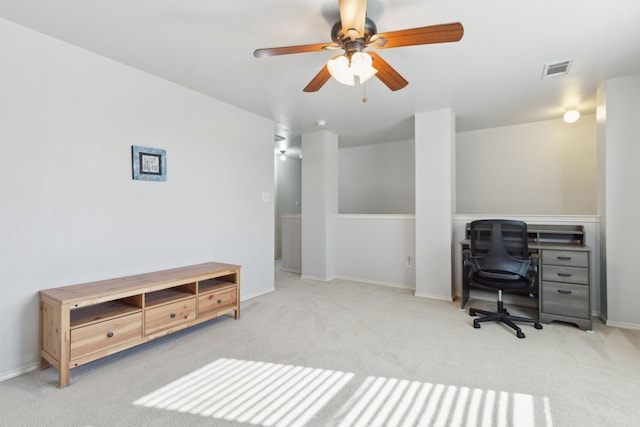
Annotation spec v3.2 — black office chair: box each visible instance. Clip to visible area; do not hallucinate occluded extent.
[464,219,543,338]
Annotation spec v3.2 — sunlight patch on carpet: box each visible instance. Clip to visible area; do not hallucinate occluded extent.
[330,376,553,427]
[133,358,353,426]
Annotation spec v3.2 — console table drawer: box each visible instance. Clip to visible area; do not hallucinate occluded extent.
[145,298,196,335]
[542,282,589,319]
[542,250,588,267]
[542,265,588,285]
[70,312,142,360]
[198,287,237,317]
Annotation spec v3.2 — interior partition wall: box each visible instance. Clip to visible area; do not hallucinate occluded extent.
[300,130,338,281]
[598,74,640,328]
[415,109,456,300]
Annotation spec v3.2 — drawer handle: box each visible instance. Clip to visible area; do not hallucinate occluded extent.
[557,289,572,295]
[557,273,572,277]
[107,332,114,338]
[170,313,176,318]
[557,256,572,261]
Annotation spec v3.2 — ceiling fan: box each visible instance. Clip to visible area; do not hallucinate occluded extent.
[253,0,463,92]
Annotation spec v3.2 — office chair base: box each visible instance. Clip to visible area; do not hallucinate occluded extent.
[469,304,542,339]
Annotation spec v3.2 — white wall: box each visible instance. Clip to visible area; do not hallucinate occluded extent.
[335,215,415,288]
[338,118,596,216]
[456,116,597,215]
[415,109,455,300]
[0,19,275,380]
[280,214,301,274]
[339,140,415,214]
[301,131,338,280]
[600,74,640,328]
[275,156,301,259]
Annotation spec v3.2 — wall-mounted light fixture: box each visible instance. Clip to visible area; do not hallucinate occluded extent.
[563,109,580,124]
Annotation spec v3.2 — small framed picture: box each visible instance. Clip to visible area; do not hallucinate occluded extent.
[132,146,167,181]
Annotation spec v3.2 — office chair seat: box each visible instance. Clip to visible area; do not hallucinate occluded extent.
[465,219,543,338]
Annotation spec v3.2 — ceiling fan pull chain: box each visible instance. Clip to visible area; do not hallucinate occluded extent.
[362,82,368,103]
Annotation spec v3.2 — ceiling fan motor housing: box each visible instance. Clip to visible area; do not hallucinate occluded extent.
[331,17,378,55]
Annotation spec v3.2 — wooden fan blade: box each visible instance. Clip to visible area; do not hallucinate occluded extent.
[254,43,336,58]
[369,52,408,91]
[374,22,463,49]
[303,65,332,92]
[339,0,367,39]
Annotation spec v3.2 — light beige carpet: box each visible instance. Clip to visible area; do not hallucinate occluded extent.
[2,267,640,426]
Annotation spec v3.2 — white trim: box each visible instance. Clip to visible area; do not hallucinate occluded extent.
[335,214,416,220]
[280,267,301,274]
[240,287,275,302]
[604,320,640,330]
[453,214,600,223]
[300,275,336,282]
[335,275,415,290]
[0,362,39,383]
[414,292,454,302]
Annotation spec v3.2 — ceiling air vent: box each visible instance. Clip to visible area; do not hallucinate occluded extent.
[542,60,572,79]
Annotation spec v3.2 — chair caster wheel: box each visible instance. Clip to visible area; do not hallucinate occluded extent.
[534,323,543,330]
[517,331,525,338]
[469,309,477,317]
[473,321,481,329]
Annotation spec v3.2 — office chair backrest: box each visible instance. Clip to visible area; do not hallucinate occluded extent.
[470,220,530,272]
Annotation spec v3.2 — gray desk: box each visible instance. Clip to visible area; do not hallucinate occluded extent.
[460,224,592,331]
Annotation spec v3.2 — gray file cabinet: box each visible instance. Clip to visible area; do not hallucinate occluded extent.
[539,248,592,330]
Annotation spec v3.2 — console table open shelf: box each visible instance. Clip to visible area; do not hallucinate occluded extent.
[40,261,240,387]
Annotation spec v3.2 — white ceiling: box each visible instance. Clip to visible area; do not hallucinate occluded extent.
[2,0,640,153]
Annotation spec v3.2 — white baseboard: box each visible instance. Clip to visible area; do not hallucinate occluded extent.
[335,275,415,291]
[300,275,336,282]
[241,287,275,301]
[604,319,640,330]
[0,362,39,383]
[280,267,301,274]
[414,291,454,302]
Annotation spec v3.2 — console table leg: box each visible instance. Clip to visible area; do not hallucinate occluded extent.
[58,367,70,388]
[39,357,49,370]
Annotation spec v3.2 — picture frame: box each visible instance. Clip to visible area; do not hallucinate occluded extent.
[132,146,167,181]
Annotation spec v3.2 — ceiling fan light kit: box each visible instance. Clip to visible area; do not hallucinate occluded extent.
[253,0,463,93]
[327,52,378,86]
[327,55,355,85]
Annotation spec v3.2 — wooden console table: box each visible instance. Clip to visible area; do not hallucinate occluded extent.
[460,224,592,331]
[40,262,240,387]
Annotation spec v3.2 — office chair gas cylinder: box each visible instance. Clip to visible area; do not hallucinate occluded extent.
[464,219,543,338]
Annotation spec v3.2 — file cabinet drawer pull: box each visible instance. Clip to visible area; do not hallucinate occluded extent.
[557,273,572,277]
[557,289,572,295]
[557,256,572,261]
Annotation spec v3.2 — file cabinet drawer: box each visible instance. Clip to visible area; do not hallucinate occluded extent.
[542,282,589,319]
[542,265,588,285]
[542,250,588,267]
